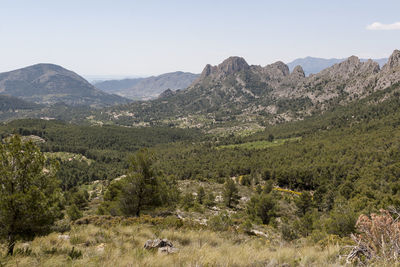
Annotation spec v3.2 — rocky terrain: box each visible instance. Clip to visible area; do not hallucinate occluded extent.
[287,56,388,76]
[94,71,199,100]
[100,50,400,128]
[0,64,129,107]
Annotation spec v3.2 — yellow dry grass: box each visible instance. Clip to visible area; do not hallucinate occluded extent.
[0,224,348,267]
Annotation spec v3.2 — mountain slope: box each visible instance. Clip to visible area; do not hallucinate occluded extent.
[97,50,400,128]
[93,78,144,94]
[287,57,387,76]
[0,95,41,111]
[94,71,199,100]
[0,64,129,107]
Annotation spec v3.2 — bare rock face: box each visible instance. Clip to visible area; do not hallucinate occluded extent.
[322,56,362,80]
[263,61,290,80]
[383,49,400,71]
[218,56,250,75]
[199,64,218,79]
[198,57,249,80]
[376,50,400,90]
[290,65,305,80]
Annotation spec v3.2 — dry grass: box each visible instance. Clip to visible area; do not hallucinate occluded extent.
[0,224,346,267]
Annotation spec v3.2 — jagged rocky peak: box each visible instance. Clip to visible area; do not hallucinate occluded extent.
[199,56,249,80]
[328,56,381,77]
[199,64,217,79]
[346,55,360,65]
[217,56,250,75]
[319,55,362,78]
[360,59,380,74]
[290,65,305,79]
[263,61,290,80]
[383,49,400,70]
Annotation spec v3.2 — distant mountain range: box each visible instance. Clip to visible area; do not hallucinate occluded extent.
[0,52,398,127]
[94,71,199,100]
[0,64,129,107]
[287,57,388,76]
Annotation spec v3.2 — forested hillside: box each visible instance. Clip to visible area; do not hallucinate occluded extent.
[2,80,400,266]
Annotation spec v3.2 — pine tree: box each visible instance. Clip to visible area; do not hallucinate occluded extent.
[119,148,159,216]
[197,186,205,204]
[0,135,61,255]
[223,179,240,208]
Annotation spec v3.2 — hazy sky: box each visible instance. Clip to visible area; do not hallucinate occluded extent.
[0,0,399,77]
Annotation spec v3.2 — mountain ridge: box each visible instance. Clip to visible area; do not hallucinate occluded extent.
[95,50,400,128]
[94,71,199,100]
[0,63,129,107]
[287,56,388,76]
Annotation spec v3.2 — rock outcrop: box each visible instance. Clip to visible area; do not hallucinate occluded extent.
[198,56,250,81]
[144,239,179,254]
[291,65,306,80]
[376,50,400,90]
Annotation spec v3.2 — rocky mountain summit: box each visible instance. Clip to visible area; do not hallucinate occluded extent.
[0,64,128,107]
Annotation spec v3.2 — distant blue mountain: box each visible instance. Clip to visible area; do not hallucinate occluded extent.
[287,57,388,76]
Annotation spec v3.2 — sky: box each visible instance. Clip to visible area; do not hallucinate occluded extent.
[0,0,399,78]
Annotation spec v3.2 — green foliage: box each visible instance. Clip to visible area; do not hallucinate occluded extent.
[324,204,357,237]
[257,193,277,224]
[0,135,62,255]
[223,179,240,208]
[247,192,277,225]
[67,204,83,221]
[0,119,201,191]
[181,193,195,211]
[217,137,300,150]
[209,211,233,231]
[119,149,159,216]
[71,189,90,209]
[68,247,83,260]
[204,192,215,207]
[101,149,179,217]
[197,186,205,204]
[295,192,314,216]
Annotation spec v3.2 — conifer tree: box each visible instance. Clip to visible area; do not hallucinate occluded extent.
[0,135,61,255]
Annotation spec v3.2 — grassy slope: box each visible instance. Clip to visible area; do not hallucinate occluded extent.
[1,224,342,267]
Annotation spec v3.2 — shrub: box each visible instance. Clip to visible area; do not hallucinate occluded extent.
[67,204,83,221]
[197,186,205,204]
[347,209,400,263]
[223,179,240,208]
[209,211,233,231]
[68,247,82,260]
